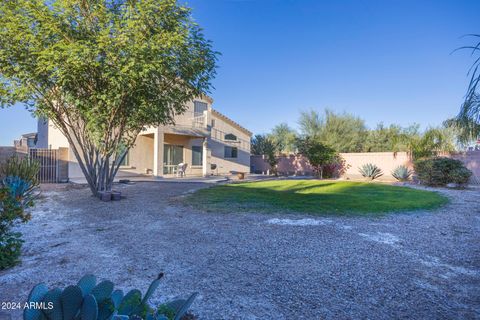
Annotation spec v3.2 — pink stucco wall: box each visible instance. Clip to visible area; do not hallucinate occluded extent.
[251,152,411,181]
[251,151,480,183]
[339,152,411,180]
[449,150,480,184]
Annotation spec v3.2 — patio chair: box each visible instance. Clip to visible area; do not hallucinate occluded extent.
[210,163,217,175]
[177,163,188,177]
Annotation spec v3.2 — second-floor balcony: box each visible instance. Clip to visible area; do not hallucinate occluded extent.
[162,110,209,137]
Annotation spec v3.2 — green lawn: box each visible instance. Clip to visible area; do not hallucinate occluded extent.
[186,180,448,215]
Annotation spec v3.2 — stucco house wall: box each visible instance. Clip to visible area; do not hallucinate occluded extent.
[209,110,251,175]
[37,118,69,149]
[35,97,251,179]
[128,134,155,174]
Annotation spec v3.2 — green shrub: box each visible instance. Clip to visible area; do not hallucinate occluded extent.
[449,166,473,185]
[391,165,413,182]
[414,157,472,186]
[24,273,197,320]
[0,156,39,269]
[0,178,35,270]
[0,231,23,269]
[1,155,40,189]
[358,163,383,180]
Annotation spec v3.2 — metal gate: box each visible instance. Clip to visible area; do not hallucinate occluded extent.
[29,148,59,183]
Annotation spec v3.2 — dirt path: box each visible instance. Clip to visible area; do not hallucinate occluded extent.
[1,182,479,319]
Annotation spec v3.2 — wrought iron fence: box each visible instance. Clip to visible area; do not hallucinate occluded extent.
[29,148,59,183]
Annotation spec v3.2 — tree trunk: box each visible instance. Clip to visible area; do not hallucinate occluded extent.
[67,137,127,198]
[47,110,135,198]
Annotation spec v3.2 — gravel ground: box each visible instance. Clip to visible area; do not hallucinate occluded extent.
[0,181,479,319]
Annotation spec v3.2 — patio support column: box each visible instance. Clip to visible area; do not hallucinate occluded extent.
[153,129,164,177]
[202,137,208,177]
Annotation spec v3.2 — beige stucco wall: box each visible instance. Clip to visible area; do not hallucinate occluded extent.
[67,148,84,179]
[37,118,69,149]
[208,112,251,174]
[129,134,154,174]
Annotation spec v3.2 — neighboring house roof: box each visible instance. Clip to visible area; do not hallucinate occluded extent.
[22,132,37,139]
[211,109,252,137]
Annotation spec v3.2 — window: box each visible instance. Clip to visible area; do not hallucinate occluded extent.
[224,133,237,141]
[192,146,203,166]
[224,146,238,158]
[194,101,208,116]
[211,119,215,127]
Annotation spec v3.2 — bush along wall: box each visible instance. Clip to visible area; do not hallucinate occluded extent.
[414,157,472,187]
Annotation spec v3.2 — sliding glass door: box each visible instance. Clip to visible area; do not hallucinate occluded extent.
[163,145,183,174]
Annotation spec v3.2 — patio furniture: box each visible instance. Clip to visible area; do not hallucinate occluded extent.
[230,171,246,180]
[177,163,188,177]
[211,163,217,175]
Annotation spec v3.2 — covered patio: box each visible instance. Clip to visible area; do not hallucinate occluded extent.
[127,127,211,178]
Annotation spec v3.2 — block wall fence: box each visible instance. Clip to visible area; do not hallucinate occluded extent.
[250,151,480,183]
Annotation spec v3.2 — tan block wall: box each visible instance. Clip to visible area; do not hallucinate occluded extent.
[0,147,17,164]
[57,147,69,182]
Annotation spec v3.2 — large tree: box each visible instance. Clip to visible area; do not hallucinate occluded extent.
[400,126,456,159]
[364,123,424,153]
[446,35,480,144]
[296,137,339,179]
[0,0,217,196]
[298,109,367,152]
[251,134,279,175]
[268,122,297,154]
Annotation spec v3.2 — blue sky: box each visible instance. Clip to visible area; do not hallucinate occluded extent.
[0,0,478,145]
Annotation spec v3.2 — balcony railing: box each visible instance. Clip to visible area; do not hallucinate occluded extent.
[170,111,207,129]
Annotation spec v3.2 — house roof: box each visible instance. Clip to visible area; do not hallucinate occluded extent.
[211,109,252,136]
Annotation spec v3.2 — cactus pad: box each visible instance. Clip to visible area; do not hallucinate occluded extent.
[23,283,48,320]
[77,274,97,297]
[60,285,83,320]
[111,290,124,309]
[91,281,114,303]
[41,288,62,320]
[97,298,114,320]
[80,294,98,320]
[117,289,142,316]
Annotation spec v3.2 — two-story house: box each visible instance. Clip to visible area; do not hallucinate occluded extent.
[36,96,251,180]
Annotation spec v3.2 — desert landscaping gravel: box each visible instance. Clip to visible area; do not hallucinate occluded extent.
[0,181,479,319]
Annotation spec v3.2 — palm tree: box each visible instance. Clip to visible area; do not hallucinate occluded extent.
[446,35,480,144]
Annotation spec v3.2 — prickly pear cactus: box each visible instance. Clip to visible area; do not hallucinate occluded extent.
[60,285,83,319]
[82,294,98,320]
[23,273,197,320]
